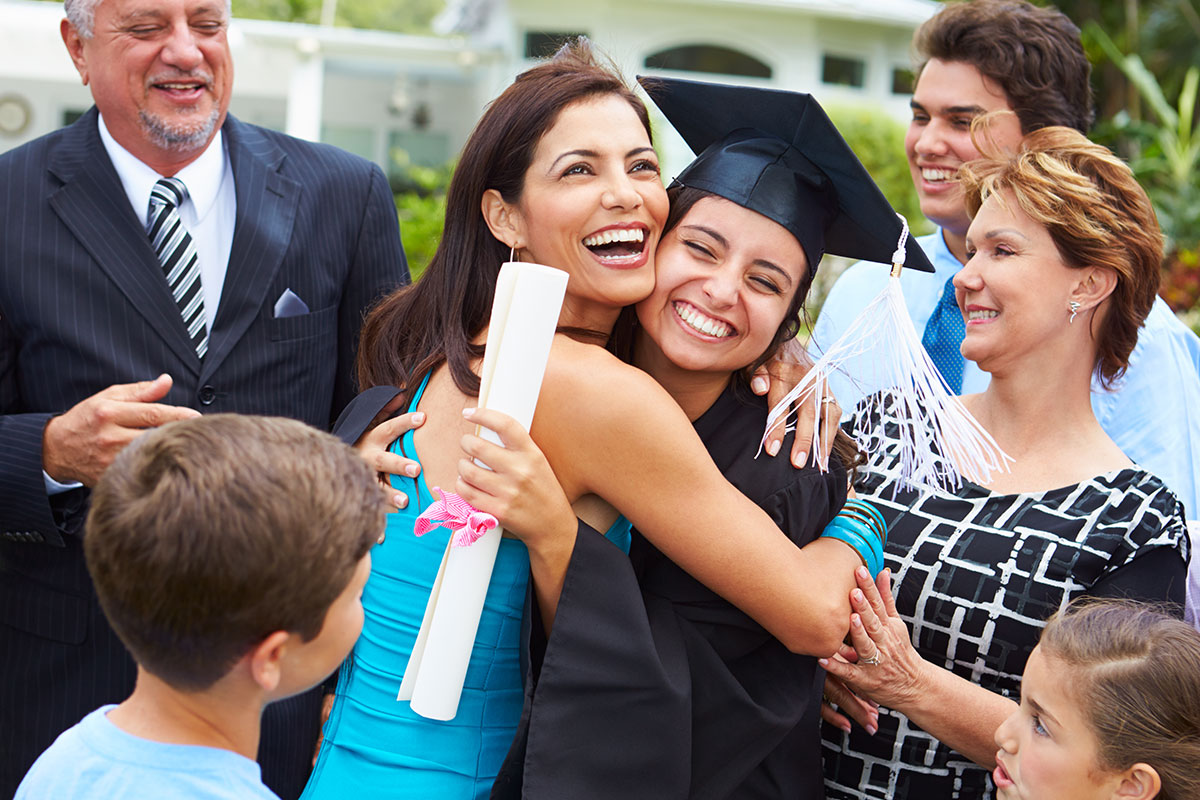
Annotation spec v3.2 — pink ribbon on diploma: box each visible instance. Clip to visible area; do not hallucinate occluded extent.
[413,487,498,548]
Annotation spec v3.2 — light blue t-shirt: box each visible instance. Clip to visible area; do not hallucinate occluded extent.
[16,705,280,800]
[811,228,1200,521]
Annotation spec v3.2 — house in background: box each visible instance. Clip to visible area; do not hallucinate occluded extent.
[0,0,936,180]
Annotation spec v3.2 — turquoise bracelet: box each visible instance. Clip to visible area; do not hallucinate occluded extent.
[819,500,889,578]
[841,499,887,546]
[820,521,883,578]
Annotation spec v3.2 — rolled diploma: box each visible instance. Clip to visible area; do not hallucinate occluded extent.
[398,261,568,721]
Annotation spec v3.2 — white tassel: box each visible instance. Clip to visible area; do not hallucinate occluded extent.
[764,214,1012,493]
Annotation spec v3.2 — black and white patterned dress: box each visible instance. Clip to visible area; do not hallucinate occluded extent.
[822,393,1189,800]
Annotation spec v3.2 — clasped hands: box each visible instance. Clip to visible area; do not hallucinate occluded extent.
[819,566,931,736]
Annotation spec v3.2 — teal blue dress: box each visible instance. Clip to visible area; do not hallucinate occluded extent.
[303,375,631,799]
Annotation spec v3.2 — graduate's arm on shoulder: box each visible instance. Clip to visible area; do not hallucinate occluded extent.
[535,344,859,657]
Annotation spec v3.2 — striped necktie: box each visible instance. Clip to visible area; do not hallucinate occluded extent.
[147,177,208,359]
[920,274,965,393]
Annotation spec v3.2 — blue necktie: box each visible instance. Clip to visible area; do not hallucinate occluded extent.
[921,275,965,393]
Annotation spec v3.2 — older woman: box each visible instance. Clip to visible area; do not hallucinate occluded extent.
[820,126,1190,799]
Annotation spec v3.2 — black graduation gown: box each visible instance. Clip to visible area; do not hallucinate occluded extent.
[493,383,848,799]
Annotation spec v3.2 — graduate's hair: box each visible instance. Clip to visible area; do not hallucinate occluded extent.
[610,184,865,473]
[1038,600,1200,800]
[85,415,384,690]
[356,39,652,405]
[913,0,1093,134]
[958,125,1161,388]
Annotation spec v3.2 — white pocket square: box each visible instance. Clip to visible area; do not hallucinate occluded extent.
[273,288,310,319]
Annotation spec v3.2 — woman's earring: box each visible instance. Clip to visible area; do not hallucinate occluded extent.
[1069,300,1081,323]
[509,245,515,263]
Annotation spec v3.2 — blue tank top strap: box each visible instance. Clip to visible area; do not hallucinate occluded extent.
[385,374,432,502]
[602,515,633,555]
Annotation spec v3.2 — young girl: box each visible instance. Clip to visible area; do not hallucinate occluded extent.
[994,600,1200,800]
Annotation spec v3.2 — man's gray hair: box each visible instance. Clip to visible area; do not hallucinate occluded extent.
[64,0,232,38]
[63,0,101,38]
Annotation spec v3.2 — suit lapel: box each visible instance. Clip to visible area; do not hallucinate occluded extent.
[200,116,299,382]
[47,109,202,373]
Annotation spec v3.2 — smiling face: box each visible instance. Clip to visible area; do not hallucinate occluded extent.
[503,94,669,329]
[954,191,1085,376]
[62,0,233,174]
[906,59,1022,253]
[635,195,807,378]
[993,646,1125,800]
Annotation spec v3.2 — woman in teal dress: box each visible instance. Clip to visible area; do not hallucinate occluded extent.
[305,42,876,799]
[307,371,630,797]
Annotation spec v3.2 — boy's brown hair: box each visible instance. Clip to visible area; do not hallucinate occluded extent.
[85,414,385,690]
[914,0,1094,134]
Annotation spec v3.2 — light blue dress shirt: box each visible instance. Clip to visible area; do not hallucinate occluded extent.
[811,228,1200,522]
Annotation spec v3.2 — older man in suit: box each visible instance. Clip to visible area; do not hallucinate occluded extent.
[0,0,408,795]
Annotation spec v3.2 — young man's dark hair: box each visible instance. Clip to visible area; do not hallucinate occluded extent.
[914,0,1094,133]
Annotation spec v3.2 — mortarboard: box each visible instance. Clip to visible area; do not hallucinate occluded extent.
[637,75,934,274]
[638,74,1009,493]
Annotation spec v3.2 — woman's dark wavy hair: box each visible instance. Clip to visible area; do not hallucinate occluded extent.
[610,184,865,473]
[356,39,652,402]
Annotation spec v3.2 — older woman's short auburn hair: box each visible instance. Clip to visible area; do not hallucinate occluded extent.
[958,125,1162,388]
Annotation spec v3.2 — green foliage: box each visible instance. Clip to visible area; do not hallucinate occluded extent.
[391,151,454,281]
[231,0,441,33]
[1087,21,1200,312]
[826,106,930,239]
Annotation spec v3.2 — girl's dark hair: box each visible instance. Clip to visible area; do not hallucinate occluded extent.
[1039,600,1200,800]
[355,39,651,403]
[611,184,864,473]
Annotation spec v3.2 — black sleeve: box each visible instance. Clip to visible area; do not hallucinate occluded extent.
[1085,546,1188,611]
[493,523,692,800]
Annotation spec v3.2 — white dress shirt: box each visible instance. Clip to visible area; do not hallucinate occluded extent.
[97,113,236,326]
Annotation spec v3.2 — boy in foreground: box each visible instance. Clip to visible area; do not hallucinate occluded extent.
[16,415,385,799]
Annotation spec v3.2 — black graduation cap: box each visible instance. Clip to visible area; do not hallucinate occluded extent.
[638,75,934,274]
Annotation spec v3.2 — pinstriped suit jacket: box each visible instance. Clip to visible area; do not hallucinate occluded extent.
[0,107,408,796]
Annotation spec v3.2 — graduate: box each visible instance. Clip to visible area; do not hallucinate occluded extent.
[459,76,932,799]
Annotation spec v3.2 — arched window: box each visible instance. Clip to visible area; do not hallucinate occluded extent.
[644,45,772,79]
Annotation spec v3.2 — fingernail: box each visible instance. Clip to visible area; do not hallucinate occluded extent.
[751,376,768,394]
[852,614,862,628]
[841,723,852,733]
[462,407,476,418]
[852,589,864,603]
[856,566,870,581]
[404,464,420,477]
[866,725,877,735]
[395,494,407,509]
[818,658,829,667]
[411,412,425,424]
[766,439,781,457]
[792,450,807,468]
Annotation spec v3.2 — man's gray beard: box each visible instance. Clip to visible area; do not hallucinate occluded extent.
[139,107,221,152]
